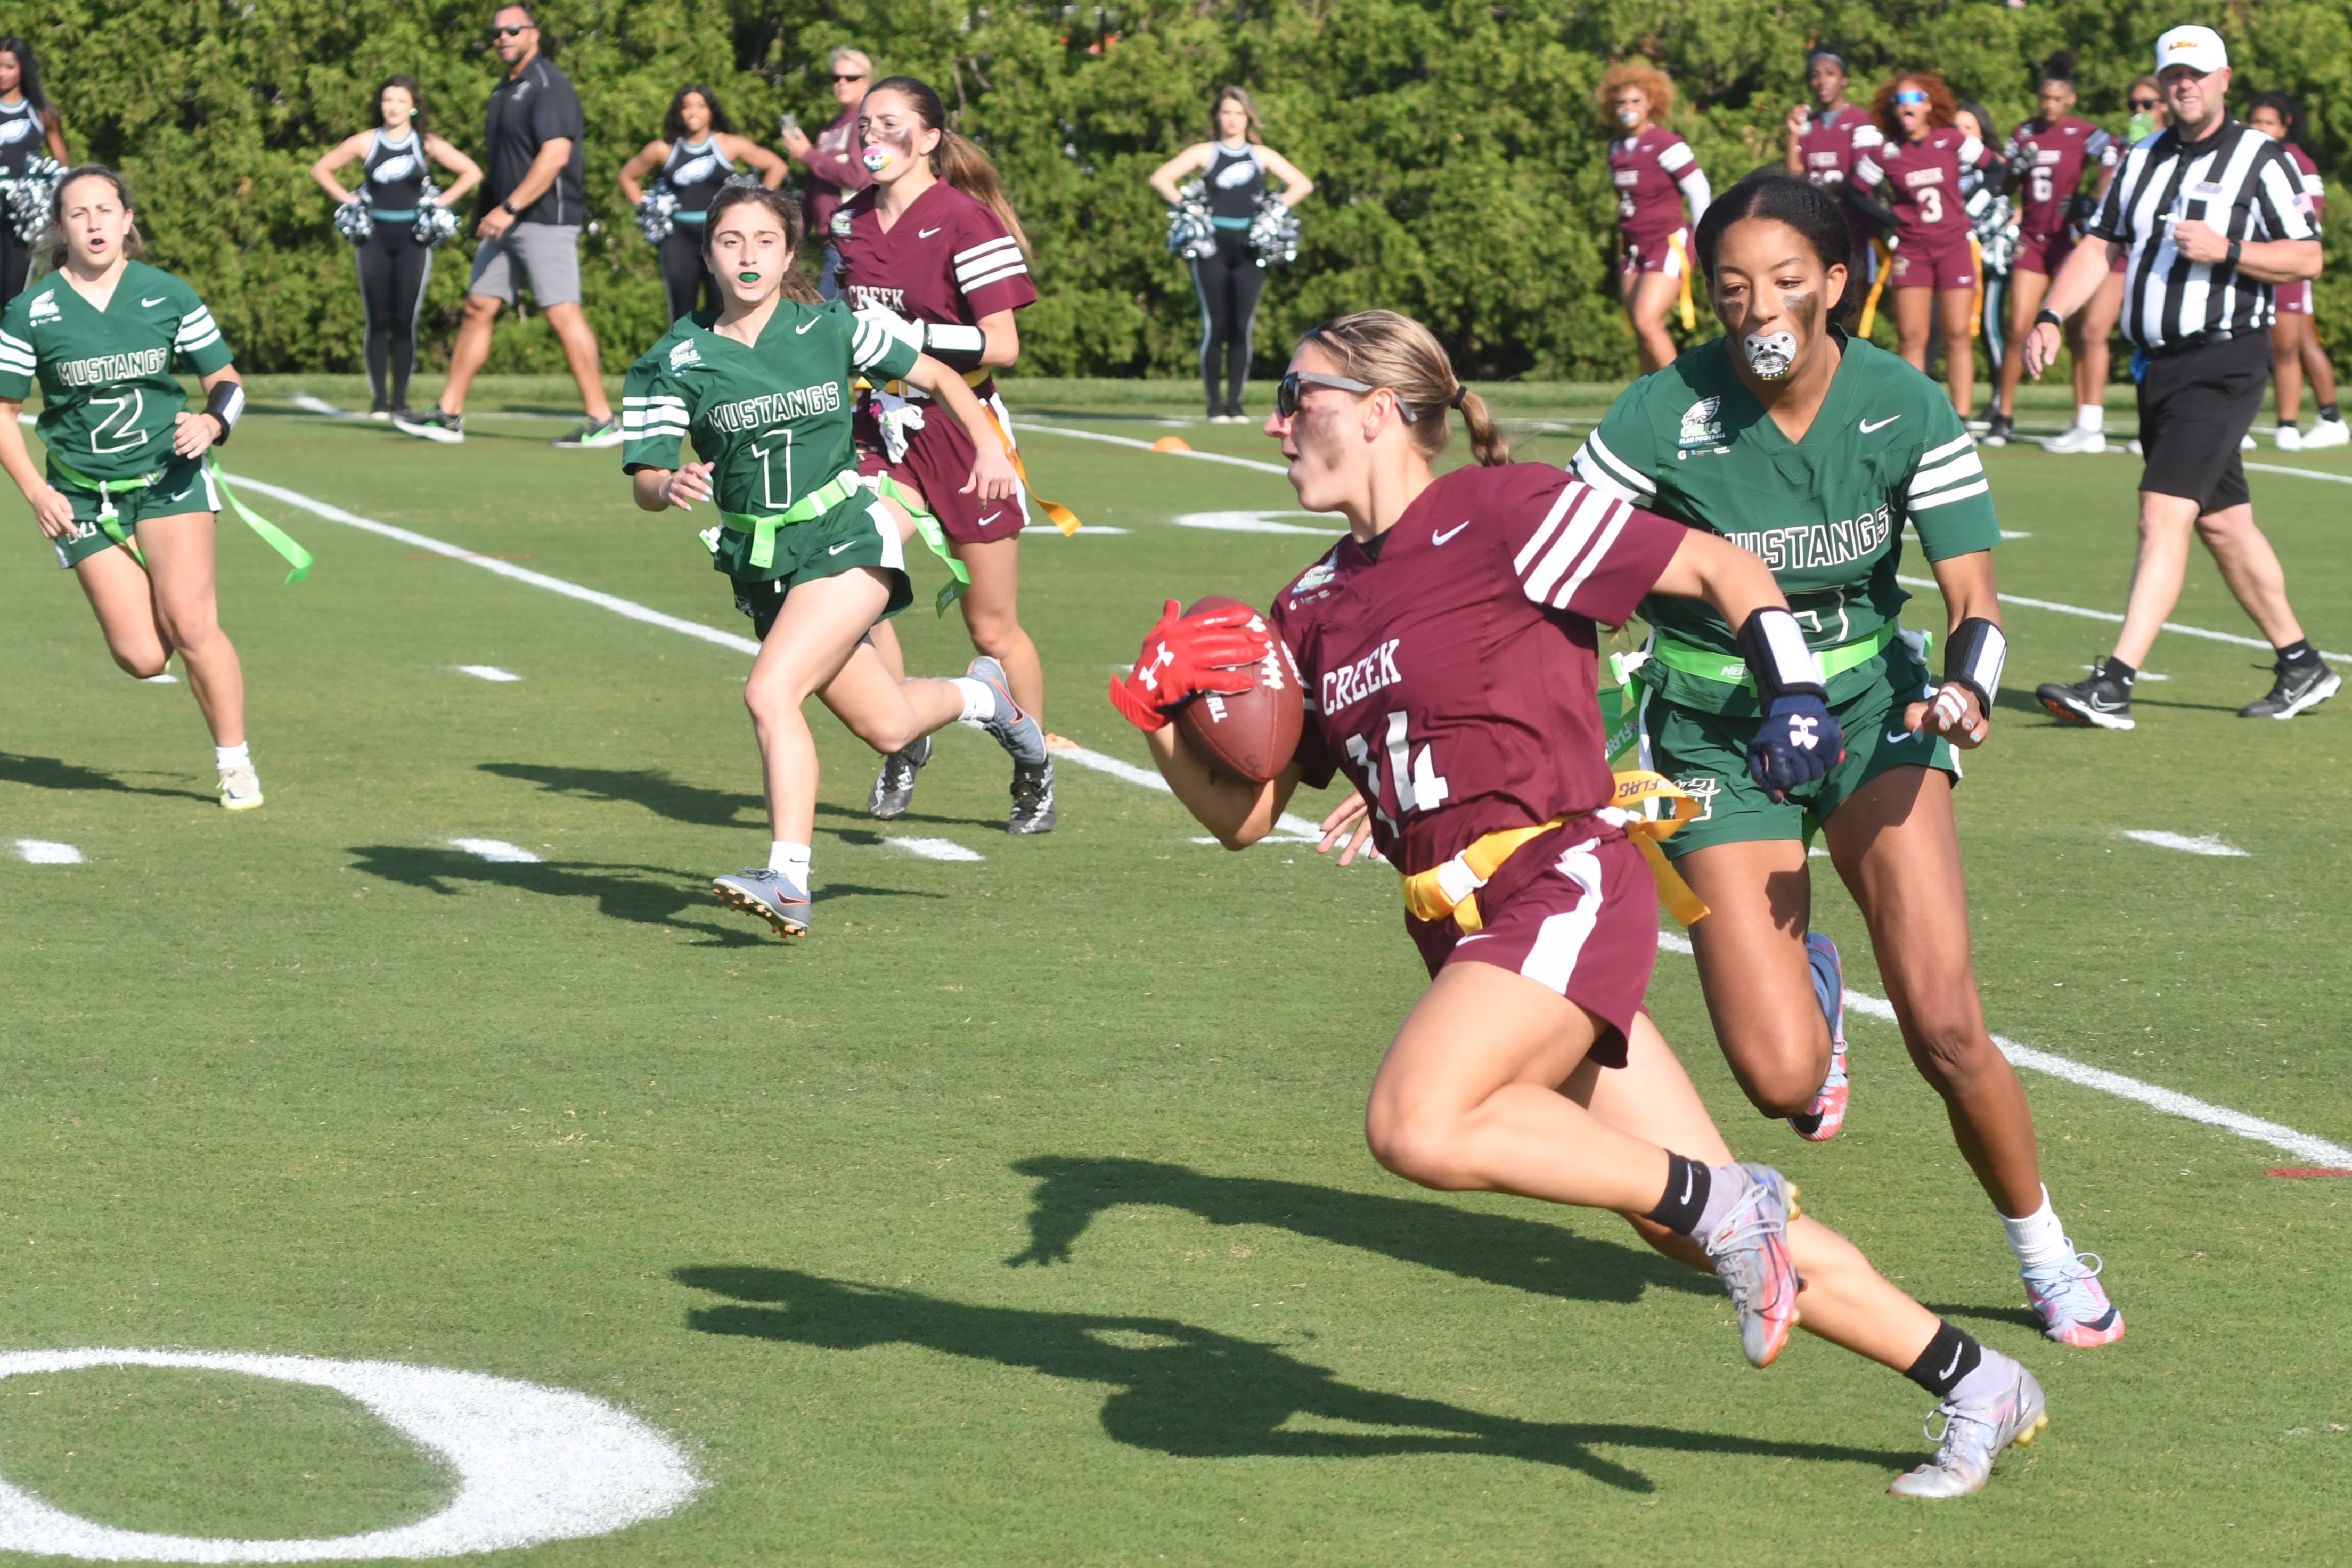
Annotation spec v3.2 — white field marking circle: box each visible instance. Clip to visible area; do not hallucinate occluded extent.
[14,840,83,865]
[2120,829,2249,858]
[0,1349,698,1562]
[886,836,985,862]
[1170,510,1340,535]
[448,839,541,863]
[220,468,2352,1166]
[454,666,522,682]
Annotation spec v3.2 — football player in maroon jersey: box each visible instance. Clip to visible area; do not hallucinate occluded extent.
[2249,93,2348,451]
[1600,61,1712,373]
[1106,310,2051,1498]
[1985,53,2119,449]
[834,75,1058,833]
[1783,48,1883,283]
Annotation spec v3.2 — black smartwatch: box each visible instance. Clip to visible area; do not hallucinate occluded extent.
[2034,308,2063,331]
[500,199,519,217]
[2226,238,2243,268]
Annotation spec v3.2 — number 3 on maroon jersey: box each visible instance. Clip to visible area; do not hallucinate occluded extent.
[1344,710,1451,830]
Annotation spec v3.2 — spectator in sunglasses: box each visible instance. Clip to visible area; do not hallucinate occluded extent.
[779,46,875,298]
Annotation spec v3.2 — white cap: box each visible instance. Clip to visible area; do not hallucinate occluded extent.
[2154,24,2228,75]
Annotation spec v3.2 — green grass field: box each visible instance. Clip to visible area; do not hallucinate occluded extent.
[1,372,2347,1565]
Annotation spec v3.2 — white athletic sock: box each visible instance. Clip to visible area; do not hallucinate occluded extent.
[2001,1186,2073,1272]
[766,840,811,893]
[2078,404,2104,434]
[216,742,250,772]
[949,676,994,722]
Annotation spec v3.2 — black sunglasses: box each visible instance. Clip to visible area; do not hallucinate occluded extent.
[2129,96,2160,109]
[831,72,868,83]
[1276,370,1419,423]
[492,22,529,36]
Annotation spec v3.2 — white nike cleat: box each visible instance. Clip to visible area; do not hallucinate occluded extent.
[1890,1357,2048,1498]
[219,766,264,811]
[2240,433,2258,451]
[2040,424,2106,455]
[2275,425,2304,452]
[2302,416,2351,450]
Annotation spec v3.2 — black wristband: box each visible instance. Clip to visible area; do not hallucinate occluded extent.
[500,199,518,216]
[2034,308,2063,330]
[1735,608,1826,704]
[2226,238,2243,268]
[202,381,246,447]
[1942,616,2007,713]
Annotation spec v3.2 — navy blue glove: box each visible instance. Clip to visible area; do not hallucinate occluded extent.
[1747,693,1845,802]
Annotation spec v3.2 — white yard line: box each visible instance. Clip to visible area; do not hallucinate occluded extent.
[2120,829,2249,858]
[228,468,2351,1167]
[1171,510,1338,535]
[888,837,985,862]
[456,665,522,682]
[14,840,83,864]
[1895,574,2350,663]
[2245,460,2352,487]
[1012,420,1293,477]
[451,838,542,863]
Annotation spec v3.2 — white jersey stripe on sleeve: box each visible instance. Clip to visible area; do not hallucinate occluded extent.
[1577,432,1657,496]
[1656,142,1695,174]
[1569,447,1640,504]
[1919,431,1974,466]
[956,259,1030,292]
[1852,155,1883,187]
[1510,477,1586,575]
[1909,451,1986,495]
[952,236,1020,266]
[1522,485,1620,604]
[1908,478,1990,511]
[1549,503,1634,611]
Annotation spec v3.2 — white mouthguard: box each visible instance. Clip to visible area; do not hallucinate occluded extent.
[1744,331,1799,380]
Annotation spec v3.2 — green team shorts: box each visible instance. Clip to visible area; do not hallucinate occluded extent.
[1638,661,1960,859]
[718,492,912,641]
[47,453,218,569]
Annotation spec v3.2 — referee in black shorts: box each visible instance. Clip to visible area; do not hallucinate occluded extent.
[2024,24,2337,729]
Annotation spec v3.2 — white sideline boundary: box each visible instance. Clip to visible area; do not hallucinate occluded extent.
[225,469,2352,1169]
[1894,573,2350,664]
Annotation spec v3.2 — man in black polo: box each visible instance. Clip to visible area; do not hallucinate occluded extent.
[2024,24,2335,727]
[395,4,619,448]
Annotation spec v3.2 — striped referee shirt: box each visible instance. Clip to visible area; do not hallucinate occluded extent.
[2088,117,2316,348]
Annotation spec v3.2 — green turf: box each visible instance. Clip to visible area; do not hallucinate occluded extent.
[0,381,2346,1564]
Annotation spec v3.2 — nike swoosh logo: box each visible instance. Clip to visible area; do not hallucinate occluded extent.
[1937,1343,1964,1380]
[828,541,855,556]
[141,297,167,307]
[1859,415,1902,433]
[796,317,820,333]
[919,226,942,239]
[977,512,1002,527]
[1679,1168,1694,1204]
[1432,521,1471,545]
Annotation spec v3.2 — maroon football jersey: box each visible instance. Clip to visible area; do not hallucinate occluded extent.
[1797,105,1884,250]
[1609,126,1701,249]
[2285,142,2325,225]
[2004,115,2116,239]
[1854,127,1997,252]
[1267,464,1685,878]
[831,180,1036,390]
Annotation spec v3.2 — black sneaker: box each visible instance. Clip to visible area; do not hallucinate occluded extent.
[868,736,930,819]
[393,406,464,444]
[1009,759,1057,834]
[1982,412,2014,447]
[2037,665,2135,730]
[2238,657,2341,720]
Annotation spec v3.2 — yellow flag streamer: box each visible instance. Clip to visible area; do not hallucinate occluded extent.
[982,401,1081,537]
[1857,239,1894,338]
[1969,234,1985,338]
[1668,232,1697,331]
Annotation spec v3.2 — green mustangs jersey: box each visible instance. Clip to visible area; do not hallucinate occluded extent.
[1570,331,2000,714]
[620,299,919,579]
[0,261,235,483]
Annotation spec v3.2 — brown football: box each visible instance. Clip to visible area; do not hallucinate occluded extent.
[1174,595,1305,783]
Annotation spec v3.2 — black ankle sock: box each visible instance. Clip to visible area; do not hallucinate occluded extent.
[2321,403,2340,423]
[1904,1321,1984,1399]
[1646,1153,1712,1235]
[2101,656,2137,687]
[2278,639,2318,668]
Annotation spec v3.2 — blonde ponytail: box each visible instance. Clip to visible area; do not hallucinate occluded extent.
[1302,309,1510,467]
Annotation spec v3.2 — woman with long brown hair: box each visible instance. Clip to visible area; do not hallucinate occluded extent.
[1599,60,1711,372]
[1148,86,1313,421]
[0,38,68,303]
[1850,71,2002,414]
[1113,307,2051,1498]
[834,75,1059,834]
[617,83,786,323]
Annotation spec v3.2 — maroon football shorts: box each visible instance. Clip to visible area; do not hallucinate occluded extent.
[1407,827,1657,1070]
[1889,241,1975,291]
[2012,231,2076,279]
[2110,245,2128,275]
[2277,279,2313,315]
[1619,226,1690,279]
[855,394,1029,546]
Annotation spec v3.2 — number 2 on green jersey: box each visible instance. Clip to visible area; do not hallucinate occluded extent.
[87,391,148,455]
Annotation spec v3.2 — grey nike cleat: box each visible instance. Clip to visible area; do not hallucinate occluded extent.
[1009,758,1057,834]
[1889,1357,2049,1498]
[712,867,810,938]
[2037,665,2134,730]
[965,656,1045,767]
[2238,657,2340,720]
[1700,1163,1802,1368]
[869,736,931,819]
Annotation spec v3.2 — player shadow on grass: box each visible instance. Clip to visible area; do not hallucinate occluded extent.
[348,845,771,947]
[480,764,1005,834]
[675,1267,1914,1489]
[0,751,216,803]
[1002,1156,1713,1304]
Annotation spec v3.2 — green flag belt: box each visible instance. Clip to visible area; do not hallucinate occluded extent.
[718,470,969,614]
[47,454,312,584]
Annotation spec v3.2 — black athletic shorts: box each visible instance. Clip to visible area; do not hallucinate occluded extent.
[2136,328,2270,513]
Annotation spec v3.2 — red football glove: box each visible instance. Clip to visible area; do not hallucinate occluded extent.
[1106,599,1273,731]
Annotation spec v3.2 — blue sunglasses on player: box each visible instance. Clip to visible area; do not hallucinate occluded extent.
[1895,89,1930,106]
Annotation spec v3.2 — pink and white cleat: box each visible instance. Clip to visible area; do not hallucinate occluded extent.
[2023,1247,2126,1347]
[1790,931,1849,1141]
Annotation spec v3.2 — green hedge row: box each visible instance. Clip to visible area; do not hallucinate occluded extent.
[7,0,2349,382]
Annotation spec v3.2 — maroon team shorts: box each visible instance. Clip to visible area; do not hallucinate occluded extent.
[2277,279,2314,315]
[1889,241,1975,291]
[855,390,1030,546]
[1406,827,1657,1069]
[2012,231,2075,279]
[1619,226,1691,280]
